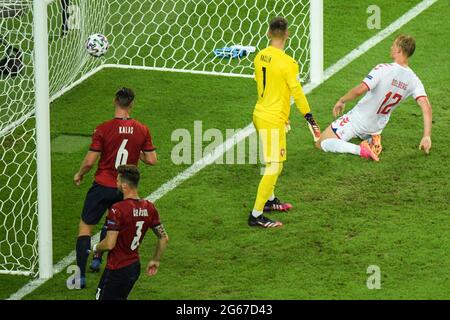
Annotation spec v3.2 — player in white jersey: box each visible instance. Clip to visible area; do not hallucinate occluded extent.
[317,35,432,161]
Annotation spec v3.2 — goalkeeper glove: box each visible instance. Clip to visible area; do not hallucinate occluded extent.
[304,113,321,142]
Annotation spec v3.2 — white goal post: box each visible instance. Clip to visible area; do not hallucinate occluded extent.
[0,0,323,279]
[310,0,324,84]
[34,0,53,280]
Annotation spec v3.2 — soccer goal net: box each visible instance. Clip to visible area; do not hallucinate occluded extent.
[0,0,322,277]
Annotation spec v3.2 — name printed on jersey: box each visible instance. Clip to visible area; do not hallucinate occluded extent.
[119,126,134,134]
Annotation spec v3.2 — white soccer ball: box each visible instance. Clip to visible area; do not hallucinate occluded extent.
[85,33,109,57]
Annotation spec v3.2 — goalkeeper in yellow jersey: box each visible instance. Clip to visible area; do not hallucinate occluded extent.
[249,17,320,228]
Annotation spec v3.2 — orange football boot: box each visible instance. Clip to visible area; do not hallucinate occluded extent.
[360,140,379,161]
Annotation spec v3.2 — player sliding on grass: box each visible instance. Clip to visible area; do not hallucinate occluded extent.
[73,88,157,288]
[92,165,168,300]
[249,17,320,228]
[317,35,432,160]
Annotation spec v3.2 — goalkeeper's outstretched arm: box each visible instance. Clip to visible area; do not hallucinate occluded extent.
[290,79,321,140]
[284,63,321,140]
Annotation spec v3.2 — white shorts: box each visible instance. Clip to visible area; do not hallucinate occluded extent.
[331,112,372,142]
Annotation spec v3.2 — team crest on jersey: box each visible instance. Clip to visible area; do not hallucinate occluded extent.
[280,148,285,157]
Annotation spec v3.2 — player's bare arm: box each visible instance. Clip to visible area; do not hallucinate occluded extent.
[93,230,119,252]
[316,83,369,148]
[73,151,100,186]
[147,224,169,276]
[140,150,157,165]
[333,83,369,117]
[417,96,432,154]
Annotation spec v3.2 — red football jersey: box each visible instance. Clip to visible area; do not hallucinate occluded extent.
[105,198,161,270]
[90,118,156,187]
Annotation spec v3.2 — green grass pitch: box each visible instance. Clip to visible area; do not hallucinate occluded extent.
[1,0,449,299]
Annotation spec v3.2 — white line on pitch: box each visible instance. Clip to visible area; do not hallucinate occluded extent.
[7,0,437,300]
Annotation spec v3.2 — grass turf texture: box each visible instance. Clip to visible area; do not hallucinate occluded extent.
[1,0,449,299]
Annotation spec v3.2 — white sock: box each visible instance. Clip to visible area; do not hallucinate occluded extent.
[268,194,275,201]
[321,138,360,156]
[251,209,262,218]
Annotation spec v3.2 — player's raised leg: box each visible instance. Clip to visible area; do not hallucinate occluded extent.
[317,123,379,161]
[316,89,379,161]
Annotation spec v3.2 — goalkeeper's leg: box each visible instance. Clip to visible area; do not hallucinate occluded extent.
[249,117,288,227]
[249,162,283,228]
[254,162,283,213]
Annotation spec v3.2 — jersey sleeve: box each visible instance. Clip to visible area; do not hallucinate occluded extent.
[362,64,385,91]
[253,55,259,82]
[283,59,311,115]
[412,77,427,100]
[89,127,103,152]
[106,207,122,231]
[142,126,156,152]
[149,205,161,228]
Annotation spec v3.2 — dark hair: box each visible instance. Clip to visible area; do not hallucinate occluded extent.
[395,35,416,57]
[117,165,140,188]
[269,17,288,38]
[115,87,135,108]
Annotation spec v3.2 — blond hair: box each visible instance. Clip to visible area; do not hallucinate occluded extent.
[395,35,416,57]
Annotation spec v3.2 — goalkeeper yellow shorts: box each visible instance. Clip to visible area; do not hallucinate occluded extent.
[253,115,287,163]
